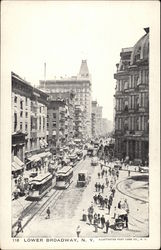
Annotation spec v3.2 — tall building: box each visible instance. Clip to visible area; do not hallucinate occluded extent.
[39,60,92,139]
[12,72,48,167]
[92,101,103,137]
[91,112,96,138]
[47,91,75,142]
[114,28,149,164]
[74,105,84,139]
[47,99,69,148]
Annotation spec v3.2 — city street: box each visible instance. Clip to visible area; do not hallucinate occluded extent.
[16,158,149,238]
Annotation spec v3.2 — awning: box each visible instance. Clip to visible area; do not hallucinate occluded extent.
[28,155,41,162]
[13,156,25,167]
[46,152,52,157]
[38,152,47,158]
[12,162,23,172]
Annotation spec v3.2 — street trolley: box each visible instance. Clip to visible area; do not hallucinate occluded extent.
[27,172,53,200]
[77,170,88,187]
[56,166,73,189]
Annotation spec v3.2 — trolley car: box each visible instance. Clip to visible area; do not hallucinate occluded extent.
[27,173,53,200]
[56,166,73,189]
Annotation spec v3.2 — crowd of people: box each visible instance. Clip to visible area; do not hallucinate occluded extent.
[80,159,130,235]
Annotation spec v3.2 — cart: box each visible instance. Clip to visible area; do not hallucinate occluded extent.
[114,209,127,230]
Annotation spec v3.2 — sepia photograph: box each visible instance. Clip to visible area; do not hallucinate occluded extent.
[0,0,160,249]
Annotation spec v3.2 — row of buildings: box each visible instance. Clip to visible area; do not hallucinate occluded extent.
[12,60,110,167]
[114,28,149,164]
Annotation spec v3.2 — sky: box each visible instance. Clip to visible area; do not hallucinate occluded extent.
[1,1,159,121]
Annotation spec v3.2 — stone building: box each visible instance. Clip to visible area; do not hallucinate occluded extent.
[74,105,84,139]
[47,99,69,148]
[39,60,92,139]
[91,112,96,138]
[114,28,149,164]
[12,72,48,168]
[92,101,103,138]
[47,91,75,142]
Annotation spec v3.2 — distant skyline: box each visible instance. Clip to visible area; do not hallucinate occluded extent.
[2,1,159,121]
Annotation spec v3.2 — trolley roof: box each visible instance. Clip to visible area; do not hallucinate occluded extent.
[57,166,73,175]
[78,170,88,175]
[29,172,52,184]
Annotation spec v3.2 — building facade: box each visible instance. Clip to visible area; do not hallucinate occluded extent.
[39,60,92,139]
[47,99,69,148]
[12,72,48,165]
[74,105,84,139]
[92,101,103,138]
[114,28,149,163]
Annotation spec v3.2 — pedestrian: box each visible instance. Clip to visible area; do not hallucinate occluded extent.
[89,213,93,224]
[105,219,110,233]
[93,194,97,204]
[128,170,130,176]
[104,196,108,208]
[97,214,101,227]
[118,201,121,209]
[98,172,100,179]
[94,213,97,220]
[124,199,129,214]
[98,183,101,192]
[82,209,87,221]
[101,184,105,193]
[112,188,115,197]
[94,218,98,232]
[101,170,104,178]
[46,207,50,219]
[17,218,23,233]
[105,177,109,188]
[100,215,105,229]
[125,214,128,228]
[76,225,81,237]
[108,203,111,215]
[101,198,105,210]
[105,170,107,176]
[95,182,98,192]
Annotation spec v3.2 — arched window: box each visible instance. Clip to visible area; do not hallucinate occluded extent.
[124,119,128,131]
[124,100,128,111]
[124,81,128,90]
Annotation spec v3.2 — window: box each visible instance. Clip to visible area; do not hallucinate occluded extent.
[25,97,28,106]
[20,122,23,131]
[14,113,17,131]
[53,113,56,119]
[14,96,17,103]
[124,119,128,131]
[43,117,45,129]
[20,100,23,109]
[40,107,41,113]
[53,122,56,128]
[25,112,28,118]
[25,123,28,131]
[47,122,49,129]
[136,97,139,110]
[20,111,23,117]
[39,117,41,130]
[124,100,128,111]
